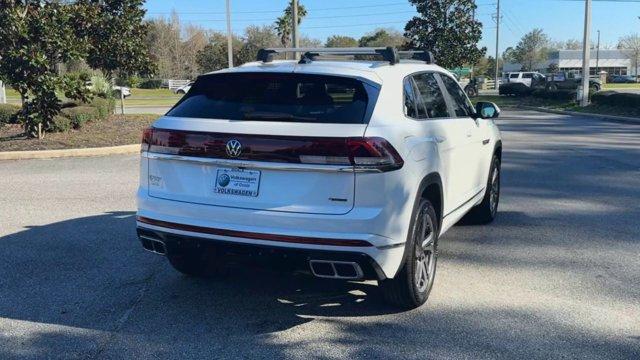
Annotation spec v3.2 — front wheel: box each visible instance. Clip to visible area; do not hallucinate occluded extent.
[463,155,501,224]
[381,199,438,309]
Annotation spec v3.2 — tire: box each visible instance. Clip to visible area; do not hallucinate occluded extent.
[167,249,210,277]
[590,84,600,93]
[463,155,501,224]
[381,199,439,309]
[177,90,185,94]
[547,83,558,91]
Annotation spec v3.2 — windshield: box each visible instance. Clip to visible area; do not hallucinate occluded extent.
[166,72,380,124]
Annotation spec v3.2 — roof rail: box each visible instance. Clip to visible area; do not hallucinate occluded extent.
[256,47,435,65]
[398,50,435,64]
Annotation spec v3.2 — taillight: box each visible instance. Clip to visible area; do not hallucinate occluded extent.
[346,137,404,172]
[141,129,403,172]
[141,128,153,152]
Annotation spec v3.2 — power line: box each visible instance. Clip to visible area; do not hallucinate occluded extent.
[145,1,411,15]
[181,10,419,23]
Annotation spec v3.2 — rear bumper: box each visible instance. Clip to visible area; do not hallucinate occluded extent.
[137,226,387,280]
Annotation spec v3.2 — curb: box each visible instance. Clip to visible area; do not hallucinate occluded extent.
[0,144,140,161]
[518,106,640,125]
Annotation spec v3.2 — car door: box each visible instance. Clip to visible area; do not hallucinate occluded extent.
[438,73,486,199]
[409,72,478,214]
[522,73,533,87]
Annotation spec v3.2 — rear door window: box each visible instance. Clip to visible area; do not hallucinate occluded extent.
[412,73,450,119]
[167,73,379,124]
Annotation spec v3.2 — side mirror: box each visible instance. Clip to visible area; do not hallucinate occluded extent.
[475,101,501,119]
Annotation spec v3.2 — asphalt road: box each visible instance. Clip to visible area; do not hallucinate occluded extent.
[1,110,639,359]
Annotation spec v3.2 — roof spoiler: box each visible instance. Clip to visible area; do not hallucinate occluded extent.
[256,47,435,65]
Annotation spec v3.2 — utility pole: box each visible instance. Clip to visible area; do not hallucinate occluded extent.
[494,0,501,90]
[292,0,300,59]
[225,0,233,68]
[595,30,600,74]
[580,0,592,107]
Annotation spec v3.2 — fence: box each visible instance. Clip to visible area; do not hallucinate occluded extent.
[167,80,190,91]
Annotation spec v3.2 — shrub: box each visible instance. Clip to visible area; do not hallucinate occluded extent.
[0,104,20,126]
[90,74,112,98]
[592,91,640,108]
[139,79,163,89]
[60,106,98,129]
[88,97,115,120]
[51,115,73,132]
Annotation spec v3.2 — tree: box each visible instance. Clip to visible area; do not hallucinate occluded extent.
[237,25,281,65]
[359,28,407,47]
[473,56,502,78]
[145,12,210,79]
[618,34,640,79]
[0,1,93,138]
[326,35,358,48]
[275,1,307,47]
[563,39,582,50]
[82,0,155,80]
[145,13,181,79]
[511,29,550,71]
[196,32,244,73]
[404,0,485,68]
[0,0,154,138]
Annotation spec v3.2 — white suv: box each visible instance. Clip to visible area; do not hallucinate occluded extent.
[136,48,502,309]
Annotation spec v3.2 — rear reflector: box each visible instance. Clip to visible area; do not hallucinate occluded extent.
[136,216,374,247]
[141,128,403,171]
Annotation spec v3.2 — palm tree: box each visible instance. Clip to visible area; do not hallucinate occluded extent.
[275,1,307,47]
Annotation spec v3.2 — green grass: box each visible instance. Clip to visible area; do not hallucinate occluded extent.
[603,83,640,90]
[5,88,19,98]
[476,94,640,119]
[129,88,178,97]
[475,95,571,109]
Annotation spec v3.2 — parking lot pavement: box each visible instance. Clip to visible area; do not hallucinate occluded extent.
[1,110,639,359]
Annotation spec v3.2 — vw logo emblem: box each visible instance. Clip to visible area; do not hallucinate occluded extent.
[225,139,242,158]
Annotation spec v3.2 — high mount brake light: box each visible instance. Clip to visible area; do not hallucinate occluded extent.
[141,128,403,172]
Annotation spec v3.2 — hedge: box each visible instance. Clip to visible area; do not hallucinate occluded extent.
[139,79,163,89]
[51,115,73,132]
[591,91,640,108]
[60,106,98,130]
[88,97,115,120]
[0,104,20,126]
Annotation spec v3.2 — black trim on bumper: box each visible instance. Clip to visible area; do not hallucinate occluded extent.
[137,227,387,281]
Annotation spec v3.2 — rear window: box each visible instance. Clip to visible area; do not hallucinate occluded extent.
[166,72,380,124]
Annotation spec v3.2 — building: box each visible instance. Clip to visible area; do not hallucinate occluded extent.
[503,49,639,77]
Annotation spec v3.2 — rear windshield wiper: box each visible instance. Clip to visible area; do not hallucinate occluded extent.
[242,111,316,122]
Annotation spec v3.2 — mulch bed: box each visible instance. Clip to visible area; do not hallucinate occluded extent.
[0,114,158,152]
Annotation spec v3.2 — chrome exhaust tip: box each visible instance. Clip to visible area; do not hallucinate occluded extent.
[309,260,363,280]
[140,235,167,256]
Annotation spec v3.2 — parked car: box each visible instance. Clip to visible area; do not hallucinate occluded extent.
[173,82,193,94]
[546,71,601,92]
[610,75,637,84]
[136,47,502,309]
[499,72,545,96]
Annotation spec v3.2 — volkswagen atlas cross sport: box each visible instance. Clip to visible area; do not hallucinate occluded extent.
[136,47,502,309]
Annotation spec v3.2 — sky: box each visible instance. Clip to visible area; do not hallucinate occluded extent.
[143,0,640,56]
